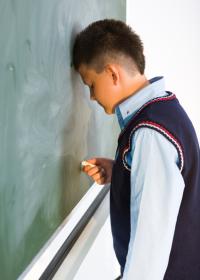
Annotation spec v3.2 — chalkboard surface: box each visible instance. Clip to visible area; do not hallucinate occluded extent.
[0,0,125,279]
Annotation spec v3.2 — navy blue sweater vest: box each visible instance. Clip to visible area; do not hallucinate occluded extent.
[110,92,200,279]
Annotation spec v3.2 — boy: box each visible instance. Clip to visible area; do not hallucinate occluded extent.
[73,19,200,280]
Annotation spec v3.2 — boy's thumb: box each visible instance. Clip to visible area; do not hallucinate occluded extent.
[86,158,97,165]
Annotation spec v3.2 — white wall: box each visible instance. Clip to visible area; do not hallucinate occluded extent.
[127,0,200,140]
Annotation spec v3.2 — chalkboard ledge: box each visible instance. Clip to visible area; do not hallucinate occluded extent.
[18,183,110,280]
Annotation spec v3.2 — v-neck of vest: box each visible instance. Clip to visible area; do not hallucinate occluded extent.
[118,91,176,140]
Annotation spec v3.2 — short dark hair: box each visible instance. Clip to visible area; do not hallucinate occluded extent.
[73,19,145,74]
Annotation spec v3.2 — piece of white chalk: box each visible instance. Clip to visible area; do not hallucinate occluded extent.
[81,160,96,168]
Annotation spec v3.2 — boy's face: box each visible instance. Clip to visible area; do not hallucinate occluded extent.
[78,64,120,114]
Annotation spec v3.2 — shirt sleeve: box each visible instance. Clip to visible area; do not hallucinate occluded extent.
[122,128,185,280]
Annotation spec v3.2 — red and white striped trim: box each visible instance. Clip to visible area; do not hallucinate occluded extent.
[122,121,184,172]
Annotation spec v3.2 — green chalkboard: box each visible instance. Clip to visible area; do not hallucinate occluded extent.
[0,0,125,279]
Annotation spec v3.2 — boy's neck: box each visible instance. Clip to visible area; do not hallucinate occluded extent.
[118,73,149,105]
[127,74,149,96]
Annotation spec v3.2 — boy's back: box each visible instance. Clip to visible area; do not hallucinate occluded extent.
[110,88,200,279]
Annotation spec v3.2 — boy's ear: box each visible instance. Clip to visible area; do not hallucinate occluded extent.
[105,64,119,85]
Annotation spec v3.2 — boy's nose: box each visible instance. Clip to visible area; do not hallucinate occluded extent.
[90,95,95,100]
[90,92,95,100]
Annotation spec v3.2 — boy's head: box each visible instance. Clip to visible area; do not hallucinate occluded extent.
[73,19,146,114]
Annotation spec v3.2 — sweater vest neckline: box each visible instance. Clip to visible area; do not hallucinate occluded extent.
[118,91,176,141]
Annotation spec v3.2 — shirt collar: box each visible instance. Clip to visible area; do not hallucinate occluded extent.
[115,76,167,129]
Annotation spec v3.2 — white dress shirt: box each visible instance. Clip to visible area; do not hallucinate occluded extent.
[115,77,185,280]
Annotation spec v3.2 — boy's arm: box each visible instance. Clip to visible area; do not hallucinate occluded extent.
[123,128,185,280]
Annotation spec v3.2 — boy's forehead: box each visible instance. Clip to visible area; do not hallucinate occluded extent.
[78,64,94,84]
[78,63,93,74]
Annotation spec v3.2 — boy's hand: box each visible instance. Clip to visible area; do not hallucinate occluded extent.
[81,158,114,185]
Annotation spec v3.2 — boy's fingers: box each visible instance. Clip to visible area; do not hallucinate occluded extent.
[93,169,106,181]
[81,159,97,171]
[88,166,103,177]
[96,176,106,185]
[82,165,93,172]
[81,160,107,184]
